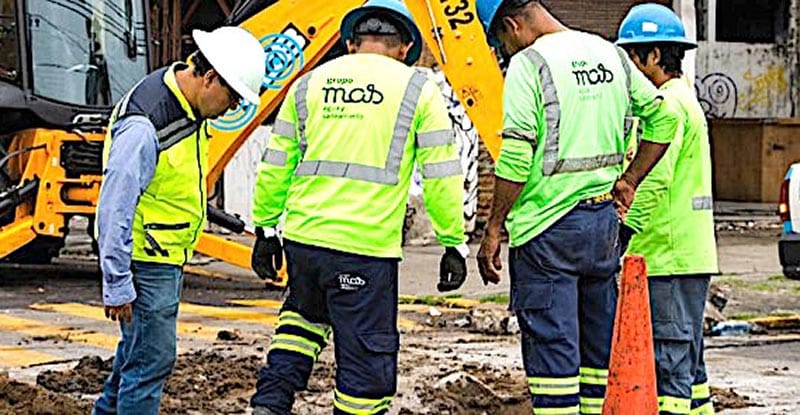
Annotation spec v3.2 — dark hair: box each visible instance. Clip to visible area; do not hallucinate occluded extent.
[352,12,411,48]
[489,0,540,38]
[627,43,686,75]
[190,51,213,77]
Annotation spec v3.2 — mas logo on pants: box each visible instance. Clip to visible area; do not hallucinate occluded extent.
[337,273,367,291]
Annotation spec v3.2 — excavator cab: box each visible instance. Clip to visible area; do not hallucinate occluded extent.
[0,0,149,262]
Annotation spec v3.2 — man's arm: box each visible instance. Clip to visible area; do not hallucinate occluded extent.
[477,54,540,283]
[96,116,158,307]
[252,81,301,229]
[413,79,467,250]
[624,118,683,235]
[615,49,680,210]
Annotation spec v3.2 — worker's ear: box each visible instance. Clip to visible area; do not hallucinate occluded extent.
[203,69,216,88]
[649,47,662,67]
[501,15,522,36]
[398,41,413,62]
[345,39,357,54]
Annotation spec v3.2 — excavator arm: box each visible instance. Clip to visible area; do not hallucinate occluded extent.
[197,0,505,285]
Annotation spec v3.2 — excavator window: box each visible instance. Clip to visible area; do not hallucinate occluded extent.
[25,0,148,108]
[0,0,17,83]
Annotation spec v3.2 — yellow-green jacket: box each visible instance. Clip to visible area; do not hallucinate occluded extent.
[626,78,719,276]
[253,53,466,258]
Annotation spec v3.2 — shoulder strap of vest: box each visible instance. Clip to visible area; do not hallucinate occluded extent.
[114,67,199,153]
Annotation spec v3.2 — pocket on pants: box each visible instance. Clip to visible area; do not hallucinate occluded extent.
[512,280,567,343]
[511,280,554,312]
[357,331,399,393]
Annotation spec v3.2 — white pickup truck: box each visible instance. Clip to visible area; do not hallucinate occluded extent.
[779,163,800,279]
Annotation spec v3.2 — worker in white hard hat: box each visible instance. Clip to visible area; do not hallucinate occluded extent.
[93,26,265,415]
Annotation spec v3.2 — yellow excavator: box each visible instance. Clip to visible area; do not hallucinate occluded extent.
[0,0,504,283]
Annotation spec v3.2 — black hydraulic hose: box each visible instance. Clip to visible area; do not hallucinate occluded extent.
[0,178,39,216]
[0,144,47,171]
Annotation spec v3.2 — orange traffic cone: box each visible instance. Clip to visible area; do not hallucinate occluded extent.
[602,255,658,415]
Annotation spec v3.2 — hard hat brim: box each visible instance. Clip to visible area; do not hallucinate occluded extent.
[340,6,423,65]
[616,36,698,50]
[193,29,262,105]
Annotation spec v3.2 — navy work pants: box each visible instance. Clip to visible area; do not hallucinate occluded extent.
[509,201,619,415]
[251,240,399,415]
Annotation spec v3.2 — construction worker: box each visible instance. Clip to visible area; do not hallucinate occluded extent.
[473,0,681,413]
[617,5,719,415]
[93,27,265,414]
[247,1,468,414]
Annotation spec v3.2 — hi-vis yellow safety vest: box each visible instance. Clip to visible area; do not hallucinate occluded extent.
[100,63,209,266]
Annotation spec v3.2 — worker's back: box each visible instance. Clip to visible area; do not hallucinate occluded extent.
[499,30,632,246]
[276,53,458,258]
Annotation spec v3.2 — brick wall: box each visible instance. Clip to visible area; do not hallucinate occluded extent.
[545,0,672,40]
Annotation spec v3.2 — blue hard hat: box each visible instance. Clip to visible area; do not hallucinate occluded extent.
[340,0,423,65]
[617,3,697,49]
[476,0,505,46]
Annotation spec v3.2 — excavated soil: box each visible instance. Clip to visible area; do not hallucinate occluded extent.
[0,374,91,414]
[712,386,759,410]
[8,339,761,414]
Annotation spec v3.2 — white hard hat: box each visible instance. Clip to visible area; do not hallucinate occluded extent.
[192,27,266,105]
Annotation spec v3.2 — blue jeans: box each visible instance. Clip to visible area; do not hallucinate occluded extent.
[509,201,619,414]
[93,261,183,415]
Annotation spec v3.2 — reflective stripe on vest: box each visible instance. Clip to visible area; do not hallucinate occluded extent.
[295,73,311,156]
[273,119,296,139]
[115,83,199,153]
[615,46,636,141]
[692,196,713,210]
[293,71,429,185]
[523,48,624,176]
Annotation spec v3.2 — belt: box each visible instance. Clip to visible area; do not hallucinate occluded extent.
[580,192,613,206]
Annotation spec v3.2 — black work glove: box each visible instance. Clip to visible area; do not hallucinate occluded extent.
[438,247,467,292]
[618,223,636,256]
[251,227,283,281]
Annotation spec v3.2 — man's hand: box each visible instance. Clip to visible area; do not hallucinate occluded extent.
[613,175,637,220]
[104,303,133,323]
[477,230,503,285]
[438,246,468,292]
[252,227,283,280]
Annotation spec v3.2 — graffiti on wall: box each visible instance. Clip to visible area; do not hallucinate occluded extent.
[738,65,789,113]
[695,73,738,118]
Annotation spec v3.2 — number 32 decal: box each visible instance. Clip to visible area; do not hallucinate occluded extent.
[441,0,475,29]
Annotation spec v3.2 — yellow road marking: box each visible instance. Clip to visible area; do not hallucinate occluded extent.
[179,303,280,326]
[29,303,221,341]
[397,318,421,332]
[226,299,284,309]
[0,346,59,368]
[0,314,118,350]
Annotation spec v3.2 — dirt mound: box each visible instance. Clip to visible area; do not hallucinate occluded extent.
[160,350,263,414]
[712,386,758,410]
[38,355,112,394]
[409,369,530,415]
[0,375,90,415]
